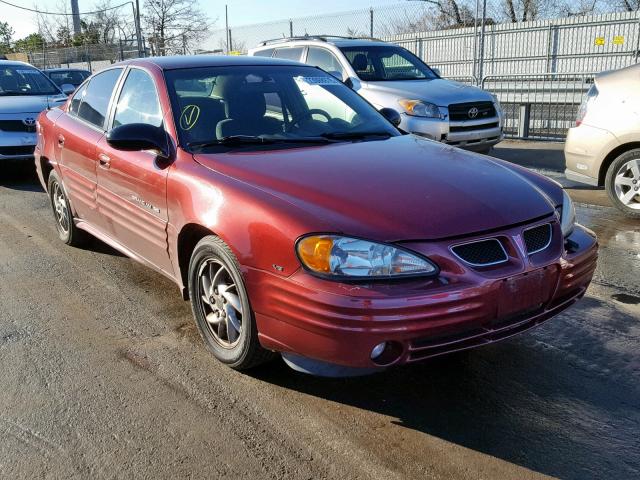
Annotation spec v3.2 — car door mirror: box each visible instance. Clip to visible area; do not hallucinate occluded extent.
[60,83,76,95]
[379,107,402,127]
[343,77,354,89]
[107,123,169,157]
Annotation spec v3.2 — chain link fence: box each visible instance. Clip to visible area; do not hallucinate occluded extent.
[7,38,140,72]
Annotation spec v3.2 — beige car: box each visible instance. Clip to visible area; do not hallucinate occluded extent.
[565,64,640,218]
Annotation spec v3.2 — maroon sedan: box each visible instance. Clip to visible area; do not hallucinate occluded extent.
[35,56,597,376]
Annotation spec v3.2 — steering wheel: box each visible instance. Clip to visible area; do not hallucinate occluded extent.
[288,108,332,131]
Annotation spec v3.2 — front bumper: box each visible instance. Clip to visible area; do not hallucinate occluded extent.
[0,132,37,163]
[401,113,503,151]
[247,222,597,370]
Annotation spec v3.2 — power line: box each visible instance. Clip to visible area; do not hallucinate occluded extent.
[0,0,132,16]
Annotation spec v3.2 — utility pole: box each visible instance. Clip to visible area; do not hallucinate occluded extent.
[225,5,230,54]
[70,0,81,37]
[134,0,143,57]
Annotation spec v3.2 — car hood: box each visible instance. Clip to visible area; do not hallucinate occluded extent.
[0,94,67,114]
[194,135,558,242]
[362,78,493,107]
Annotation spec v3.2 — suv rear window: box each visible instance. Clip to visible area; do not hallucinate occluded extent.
[273,47,304,62]
[253,48,274,57]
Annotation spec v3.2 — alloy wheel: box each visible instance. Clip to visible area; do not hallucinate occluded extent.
[197,259,244,348]
[613,158,640,210]
[52,182,70,233]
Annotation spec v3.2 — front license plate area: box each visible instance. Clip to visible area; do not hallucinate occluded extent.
[497,266,559,318]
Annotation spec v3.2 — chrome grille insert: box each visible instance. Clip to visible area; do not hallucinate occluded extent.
[451,238,508,267]
[523,223,553,255]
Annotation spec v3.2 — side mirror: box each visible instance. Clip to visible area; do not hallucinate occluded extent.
[379,107,402,127]
[343,77,354,89]
[60,83,76,95]
[432,68,441,77]
[107,123,168,157]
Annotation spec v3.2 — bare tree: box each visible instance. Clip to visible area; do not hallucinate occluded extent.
[618,0,640,10]
[143,0,214,56]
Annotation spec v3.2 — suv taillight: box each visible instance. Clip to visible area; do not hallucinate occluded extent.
[576,85,598,127]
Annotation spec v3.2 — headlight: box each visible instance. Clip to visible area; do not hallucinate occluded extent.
[398,99,442,119]
[296,235,439,279]
[490,93,502,115]
[559,190,576,237]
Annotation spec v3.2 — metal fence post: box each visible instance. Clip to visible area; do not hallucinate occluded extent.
[478,0,487,87]
[518,104,531,138]
[289,19,293,37]
[370,8,374,38]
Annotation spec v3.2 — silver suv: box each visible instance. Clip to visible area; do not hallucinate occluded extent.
[0,60,70,164]
[249,36,503,153]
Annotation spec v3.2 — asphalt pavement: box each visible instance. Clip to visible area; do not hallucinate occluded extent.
[0,154,639,480]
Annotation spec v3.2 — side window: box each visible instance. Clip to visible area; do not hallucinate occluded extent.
[306,47,344,79]
[380,53,424,79]
[113,69,163,128]
[253,48,274,57]
[69,82,88,115]
[273,47,304,61]
[76,68,122,128]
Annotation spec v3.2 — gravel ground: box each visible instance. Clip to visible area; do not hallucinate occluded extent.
[0,166,638,480]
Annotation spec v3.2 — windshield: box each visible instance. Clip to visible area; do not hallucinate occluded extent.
[0,65,61,95]
[340,45,438,82]
[165,65,399,151]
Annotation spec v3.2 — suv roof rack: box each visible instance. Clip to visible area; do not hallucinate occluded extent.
[257,34,382,47]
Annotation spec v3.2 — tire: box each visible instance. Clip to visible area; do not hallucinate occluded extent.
[605,149,640,219]
[47,171,88,246]
[188,235,275,370]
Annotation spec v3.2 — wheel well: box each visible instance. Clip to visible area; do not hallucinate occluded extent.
[177,224,215,299]
[599,142,640,185]
[40,156,54,189]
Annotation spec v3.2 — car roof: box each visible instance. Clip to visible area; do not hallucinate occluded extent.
[0,59,39,68]
[252,37,390,50]
[122,55,307,70]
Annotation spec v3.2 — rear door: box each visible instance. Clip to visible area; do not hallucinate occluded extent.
[55,68,123,227]
[95,67,173,275]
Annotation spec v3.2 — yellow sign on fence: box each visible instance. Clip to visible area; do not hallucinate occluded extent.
[594,37,605,46]
[613,36,625,45]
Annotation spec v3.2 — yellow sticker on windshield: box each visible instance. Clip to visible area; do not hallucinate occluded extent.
[180,104,200,131]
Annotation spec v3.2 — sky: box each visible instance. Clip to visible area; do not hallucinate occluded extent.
[5,0,402,40]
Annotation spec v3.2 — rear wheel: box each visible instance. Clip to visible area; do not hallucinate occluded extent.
[605,149,640,218]
[188,236,274,370]
[47,171,88,246]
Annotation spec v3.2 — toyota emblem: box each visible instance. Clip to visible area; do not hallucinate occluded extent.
[22,117,36,126]
[467,107,479,119]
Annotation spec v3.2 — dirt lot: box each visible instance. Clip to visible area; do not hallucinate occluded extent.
[1,157,639,479]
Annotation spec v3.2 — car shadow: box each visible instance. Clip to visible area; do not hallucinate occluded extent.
[249,296,640,480]
[491,144,565,172]
[0,164,44,192]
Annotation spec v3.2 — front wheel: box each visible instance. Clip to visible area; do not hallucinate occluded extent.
[188,236,275,370]
[605,149,640,218]
[47,171,88,246]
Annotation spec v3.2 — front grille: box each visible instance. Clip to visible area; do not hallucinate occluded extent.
[523,223,552,254]
[448,101,497,121]
[450,122,499,133]
[451,238,508,266]
[0,120,36,133]
[0,145,35,156]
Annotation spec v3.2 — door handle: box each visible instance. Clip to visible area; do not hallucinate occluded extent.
[98,153,111,169]
[57,134,65,147]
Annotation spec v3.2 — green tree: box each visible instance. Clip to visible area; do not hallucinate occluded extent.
[0,21,14,54]
[13,33,45,52]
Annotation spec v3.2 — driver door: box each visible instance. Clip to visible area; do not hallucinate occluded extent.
[95,67,173,276]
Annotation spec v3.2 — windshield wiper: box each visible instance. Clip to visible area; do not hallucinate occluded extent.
[187,135,332,151]
[319,131,392,140]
